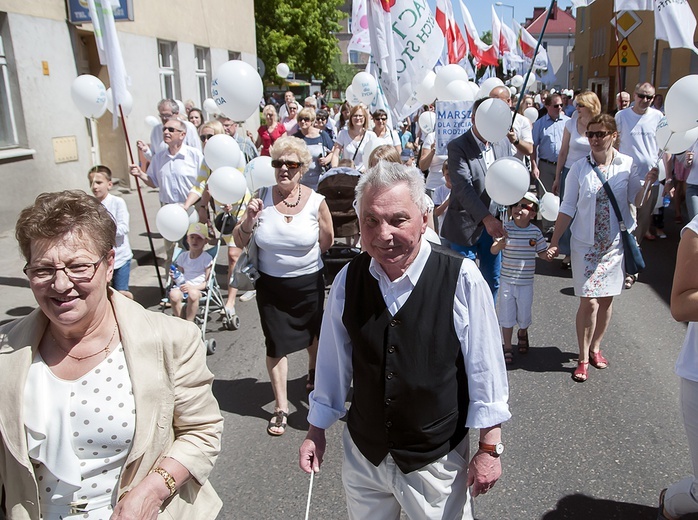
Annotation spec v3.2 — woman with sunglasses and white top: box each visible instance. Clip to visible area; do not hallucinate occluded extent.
[547,114,657,383]
[330,104,376,172]
[369,109,402,155]
[234,136,334,436]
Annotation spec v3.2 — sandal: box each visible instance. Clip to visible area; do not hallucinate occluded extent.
[658,488,676,520]
[572,362,589,382]
[624,275,636,290]
[306,369,315,394]
[517,331,529,354]
[503,348,514,365]
[267,410,289,436]
[589,350,609,369]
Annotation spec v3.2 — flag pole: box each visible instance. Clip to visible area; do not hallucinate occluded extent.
[512,0,557,126]
[118,104,165,296]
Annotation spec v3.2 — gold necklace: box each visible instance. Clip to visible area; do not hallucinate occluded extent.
[50,323,117,361]
[278,184,302,208]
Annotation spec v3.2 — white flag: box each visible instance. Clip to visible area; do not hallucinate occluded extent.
[655,0,698,54]
[348,0,371,54]
[367,0,443,121]
[613,0,652,11]
[87,0,130,128]
[571,0,596,7]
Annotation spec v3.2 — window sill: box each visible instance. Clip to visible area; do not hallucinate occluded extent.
[0,147,36,161]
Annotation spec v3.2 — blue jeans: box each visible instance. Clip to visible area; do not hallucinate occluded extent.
[112,262,131,291]
[687,183,698,222]
[446,230,501,302]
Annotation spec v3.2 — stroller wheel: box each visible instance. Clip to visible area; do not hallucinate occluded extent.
[224,312,240,331]
[206,338,217,355]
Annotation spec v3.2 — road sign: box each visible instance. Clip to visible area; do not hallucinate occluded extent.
[609,38,640,67]
[610,10,642,38]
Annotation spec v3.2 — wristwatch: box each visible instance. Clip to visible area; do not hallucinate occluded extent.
[513,139,520,146]
[478,441,504,457]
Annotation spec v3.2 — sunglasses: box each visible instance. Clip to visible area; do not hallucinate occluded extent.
[576,104,586,108]
[163,126,183,133]
[586,131,612,139]
[636,93,654,100]
[316,117,327,122]
[299,117,312,122]
[200,134,214,142]
[374,116,387,121]
[271,159,302,169]
[552,103,564,108]
[510,202,534,210]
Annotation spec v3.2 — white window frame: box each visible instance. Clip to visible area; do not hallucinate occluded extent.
[0,32,19,149]
[158,40,178,100]
[194,46,210,108]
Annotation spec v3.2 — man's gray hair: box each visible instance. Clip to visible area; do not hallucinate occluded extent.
[355,161,427,213]
[158,98,179,114]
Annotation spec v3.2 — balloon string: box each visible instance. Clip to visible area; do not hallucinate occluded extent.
[534,176,548,195]
[304,470,315,520]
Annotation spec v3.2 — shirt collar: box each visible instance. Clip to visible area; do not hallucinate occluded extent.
[368,238,431,286]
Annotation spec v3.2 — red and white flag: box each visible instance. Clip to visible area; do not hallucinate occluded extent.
[435,0,467,63]
[513,18,537,60]
[655,0,698,54]
[491,5,510,56]
[348,0,371,55]
[458,0,498,67]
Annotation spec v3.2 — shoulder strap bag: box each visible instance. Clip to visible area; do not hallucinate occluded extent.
[589,158,645,276]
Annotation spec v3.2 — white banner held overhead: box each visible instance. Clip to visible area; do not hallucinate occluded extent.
[655,0,698,54]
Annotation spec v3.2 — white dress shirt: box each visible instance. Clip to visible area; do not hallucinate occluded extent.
[308,239,511,431]
[146,144,203,204]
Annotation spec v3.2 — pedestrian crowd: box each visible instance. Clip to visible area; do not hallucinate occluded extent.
[2,79,698,520]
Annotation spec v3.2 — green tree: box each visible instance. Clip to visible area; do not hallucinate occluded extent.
[325,55,357,91]
[255,0,345,84]
[481,30,492,46]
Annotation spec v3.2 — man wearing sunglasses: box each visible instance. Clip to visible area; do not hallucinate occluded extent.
[531,94,569,208]
[615,82,663,243]
[136,99,202,161]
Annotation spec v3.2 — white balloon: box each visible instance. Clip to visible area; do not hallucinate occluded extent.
[509,86,518,97]
[345,85,362,106]
[236,152,247,170]
[71,75,107,118]
[175,99,186,115]
[207,166,248,204]
[521,73,537,93]
[524,107,539,124]
[656,116,698,154]
[204,134,242,171]
[474,98,512,143]
[665,75,698,132]
[435,65,469,100]
[203,98,219,115]
[145,115,160,127]
[467,81,480,97]
[415,71,437,106]
[352,72,378,105]
[418,111,436,134]
[436,80,473,102]
[244,156,277,191]
[485,157,531,206]
[156,204,189,242]
[362,138,378,167]
[187,206,199,225]
[276,62,290,78]
[105,88,133,116]
[510,75,524,88]
[539,193,560,221]
[534,94,542,105]
[424,226,441,245]
[476,77,505,100]
[212,60,264,121]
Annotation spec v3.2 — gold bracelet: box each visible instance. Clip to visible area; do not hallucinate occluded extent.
[152,467,176,498]
[240,224,253,235]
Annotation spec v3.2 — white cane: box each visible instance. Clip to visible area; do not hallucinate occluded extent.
[304,470,315,520]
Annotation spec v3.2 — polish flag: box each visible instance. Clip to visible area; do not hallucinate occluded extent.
[435,0,467,64]
[458,0,498,67]
[491,5,510,56]
[513,18,537,60]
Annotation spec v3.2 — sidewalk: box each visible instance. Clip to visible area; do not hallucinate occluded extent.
[0,186,180,325]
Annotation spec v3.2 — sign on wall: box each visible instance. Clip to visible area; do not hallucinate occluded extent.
[67,0,134,24]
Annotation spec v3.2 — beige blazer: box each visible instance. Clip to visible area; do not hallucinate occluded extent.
[0,290,223,519]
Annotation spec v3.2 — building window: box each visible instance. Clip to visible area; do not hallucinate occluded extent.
[349,50,362,64]
[158,40,178,99]
[194,46,210,108]
[0,30,19,148]
[659,48,672,88]
[228,51,241,61]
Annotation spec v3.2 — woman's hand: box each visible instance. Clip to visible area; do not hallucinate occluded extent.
[110,476,168,520]
[319,155,332,166]
[245,198,264,222]
[546,245,559,261]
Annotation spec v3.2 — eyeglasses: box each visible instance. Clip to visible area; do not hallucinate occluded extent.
[24,256,105,284]
[352,115,365,119]
[510,203,534,210]
[289,106,298,111]
[316,117,327,122]
[163,126,183,133]
[271,159,302,169]
[299,117,312,122]
[159,113,173,120]
[200,134,214,142]
[636,93,654,100]
[552,103,564,108]
[374,116,387,121]
[576,104,586,108]
[586,131,612,139]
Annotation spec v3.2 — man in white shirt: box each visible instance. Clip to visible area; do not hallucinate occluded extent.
[299,162,510,519]
[137,99,201,160]
[615,82,662,244]
[278,90,296,120]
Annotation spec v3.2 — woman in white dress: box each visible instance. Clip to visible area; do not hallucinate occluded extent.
[547,114,657,382]
[330,104,376,172]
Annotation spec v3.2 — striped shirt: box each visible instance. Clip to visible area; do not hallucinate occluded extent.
[500,221,547,285]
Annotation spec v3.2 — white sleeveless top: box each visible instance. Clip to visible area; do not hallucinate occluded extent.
[24,344,135,519]
[255,189,325,278]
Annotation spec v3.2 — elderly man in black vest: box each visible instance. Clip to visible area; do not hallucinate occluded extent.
[299,162,510,519]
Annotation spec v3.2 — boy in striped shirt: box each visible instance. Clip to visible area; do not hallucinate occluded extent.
[491,192,551,363]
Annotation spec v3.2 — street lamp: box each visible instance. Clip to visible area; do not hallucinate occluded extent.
[495,2,515,26]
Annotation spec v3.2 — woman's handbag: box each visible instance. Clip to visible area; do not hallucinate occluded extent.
[590,161,645,276]
[230,188,267,291]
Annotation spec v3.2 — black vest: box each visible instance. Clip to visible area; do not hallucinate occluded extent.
[343,248,469,473]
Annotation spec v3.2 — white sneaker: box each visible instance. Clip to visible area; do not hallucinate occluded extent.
[239,290,257,302]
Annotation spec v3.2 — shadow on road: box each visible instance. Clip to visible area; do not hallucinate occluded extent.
[506,346,578,374]
[539,492,698,519]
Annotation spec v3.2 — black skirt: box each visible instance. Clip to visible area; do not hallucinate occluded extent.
[256,270,325,358]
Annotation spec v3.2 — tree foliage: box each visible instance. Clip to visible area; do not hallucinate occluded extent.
[255,0,345,85]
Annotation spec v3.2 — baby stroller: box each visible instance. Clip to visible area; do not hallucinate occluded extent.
[317,166,362,286]
[167,228,237,356]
